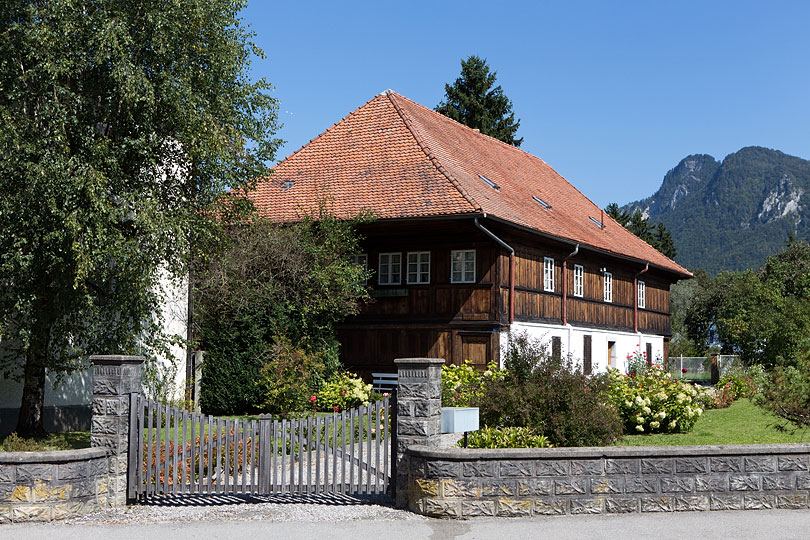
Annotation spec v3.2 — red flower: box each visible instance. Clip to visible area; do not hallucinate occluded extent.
[310,395,317,402]
[681,368,688,374]
[333,406,340,412]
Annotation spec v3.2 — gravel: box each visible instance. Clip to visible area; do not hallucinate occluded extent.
[63,494,423,525]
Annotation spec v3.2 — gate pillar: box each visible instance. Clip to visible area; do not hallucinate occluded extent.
[90,355,144,506]
[393,357,443,507]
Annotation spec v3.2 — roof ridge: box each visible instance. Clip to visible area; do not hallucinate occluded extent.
[389,91,613,218]
[385,91,481,212]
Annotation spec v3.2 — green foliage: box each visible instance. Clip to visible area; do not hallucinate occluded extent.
[479,333,623,447]
[461,426,551,449]
[441,361,503,407]
[317,371,373,412]
[756,351,810,431]
[608,367,705,434]
[605,204,677,259]
[717,371,758,401]
[436,56,522,146]
[622,147,810,274]
[0,0,280,435]
[195,213,370,415]
[684,241,810,365]
[258,336,326,418]
[618,398,810,446]
[0,431,89,452]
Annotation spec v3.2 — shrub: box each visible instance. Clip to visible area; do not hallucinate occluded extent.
[317,371,373,412]
[707,386,735,409]
[461,426,551,449]
[479,333,623,447]
[756,352,810,431]
[441,361,504,407]
[608,366,704,434]
[717,364,761,400]
[258,335,326,418]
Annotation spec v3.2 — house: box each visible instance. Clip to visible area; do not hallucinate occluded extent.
[247,90,692,378]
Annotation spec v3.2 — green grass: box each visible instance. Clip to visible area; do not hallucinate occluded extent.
[617,399,810,446]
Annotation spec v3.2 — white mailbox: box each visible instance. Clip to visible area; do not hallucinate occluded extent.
[441,407,480,434]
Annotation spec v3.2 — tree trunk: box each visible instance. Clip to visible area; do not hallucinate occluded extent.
[15,329,49,437]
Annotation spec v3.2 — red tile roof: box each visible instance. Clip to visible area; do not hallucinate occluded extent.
[249,91,691,277]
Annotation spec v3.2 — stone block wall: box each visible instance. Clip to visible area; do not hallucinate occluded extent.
[0,448,111,522]
[405,444,810,518]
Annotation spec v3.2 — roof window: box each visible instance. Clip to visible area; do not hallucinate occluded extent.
[478,174,500,191]
[533,196,551,209]
[281,180,294,191]
[589,216,603,228]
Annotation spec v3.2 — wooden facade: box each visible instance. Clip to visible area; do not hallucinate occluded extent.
[338,217,682,378]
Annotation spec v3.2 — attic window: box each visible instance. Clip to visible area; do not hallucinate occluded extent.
[589,216,603,228]
[533,196,551,209]
[281,180,294,191]
[478,174,500,191]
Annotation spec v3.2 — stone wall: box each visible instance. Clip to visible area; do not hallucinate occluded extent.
[405,444,810,518]
[0,448,111,522]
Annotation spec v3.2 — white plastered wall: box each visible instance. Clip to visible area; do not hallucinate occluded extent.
[498,321,665,374]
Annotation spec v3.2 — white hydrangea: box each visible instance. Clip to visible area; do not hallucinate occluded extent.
[650,421,660,429]
[635,425,644,432]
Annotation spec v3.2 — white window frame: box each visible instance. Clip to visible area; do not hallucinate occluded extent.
[406,251,431,284]
[603,272,613,303]
[450,249,476,283]
[638,280,646,309]
[543,257,555,292]
[573,264,584,297]
[350,253,368,285]
[378,252,401,285]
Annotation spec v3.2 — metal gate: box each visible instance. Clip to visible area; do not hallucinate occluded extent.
[127,395,394,499]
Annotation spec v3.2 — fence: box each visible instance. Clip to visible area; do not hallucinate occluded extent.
[666,355,741,384]
[127,395,394,500]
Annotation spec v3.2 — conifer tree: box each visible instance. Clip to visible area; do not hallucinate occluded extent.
[436,56,523,146]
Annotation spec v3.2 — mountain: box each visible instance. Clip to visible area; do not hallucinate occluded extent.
[622,147,810,274]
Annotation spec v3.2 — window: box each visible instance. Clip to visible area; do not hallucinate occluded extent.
[478,174,500,191]
[543,257,555,292]
[589,216,603,228]
[451,249,476,283]
[573,264,584,297]
[350,254,368,285]
[532,195,551,209]
[378,253,401,285]
[406,251,431,284]
[603,272,613,303]
[638,280,646,308]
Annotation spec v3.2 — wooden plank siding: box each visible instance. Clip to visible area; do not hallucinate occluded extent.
[336,218,678,377]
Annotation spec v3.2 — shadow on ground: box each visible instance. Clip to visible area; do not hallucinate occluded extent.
[136,492,394,507]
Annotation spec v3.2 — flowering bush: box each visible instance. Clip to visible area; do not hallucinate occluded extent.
[608,365,705,434]
[625,349,649,376]
[460,426,551,449]
[717,365,761,400]
[317,371,373,412]
[441,360,504,407]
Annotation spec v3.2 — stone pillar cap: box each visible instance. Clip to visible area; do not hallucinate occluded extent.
[394,358,446,366]
[90,354,146,365]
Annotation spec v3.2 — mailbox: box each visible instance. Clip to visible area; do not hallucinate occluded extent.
[441,407,480,434]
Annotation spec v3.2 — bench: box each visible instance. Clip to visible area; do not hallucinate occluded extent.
[372,372,398,393]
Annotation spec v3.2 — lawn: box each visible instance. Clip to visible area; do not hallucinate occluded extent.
[617,398,810,446]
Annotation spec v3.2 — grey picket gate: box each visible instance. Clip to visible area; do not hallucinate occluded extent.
[127,395,395,500]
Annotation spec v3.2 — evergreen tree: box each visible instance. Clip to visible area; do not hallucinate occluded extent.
[605,204,677,259]
[436,56,523,146]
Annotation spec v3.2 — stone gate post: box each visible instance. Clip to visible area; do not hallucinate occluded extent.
[394,357,443,507]
[90,355,144,506]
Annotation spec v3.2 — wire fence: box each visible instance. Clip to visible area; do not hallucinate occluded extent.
[666,355,741,384]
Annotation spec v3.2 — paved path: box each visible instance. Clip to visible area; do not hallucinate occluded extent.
[4,507,810,540]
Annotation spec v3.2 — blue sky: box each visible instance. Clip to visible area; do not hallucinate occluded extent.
[243,0,810,208]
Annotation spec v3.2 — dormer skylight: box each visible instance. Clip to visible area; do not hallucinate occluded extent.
[589,216,603,228]
[281,180,295,191]
[478,174,500,191]
[533,196,551,209]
